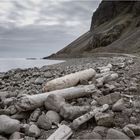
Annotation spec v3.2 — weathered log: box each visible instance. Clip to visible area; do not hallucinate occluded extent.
[97,64,112,73]
[70,104,109,130]
[47,104,109,140]
[14,84,97,111]
[47,125,73,140]
[96,73,118,86]
[43,68,96,91]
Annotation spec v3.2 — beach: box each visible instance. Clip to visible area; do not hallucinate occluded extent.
[1,55,140,139]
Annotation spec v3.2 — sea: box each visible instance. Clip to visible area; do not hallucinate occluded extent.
[0,58,64,72]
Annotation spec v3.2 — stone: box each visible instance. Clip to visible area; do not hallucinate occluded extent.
[44,94,66,112]
[126,124,140,135]
[9,132,24,140]
[24,136,36,140]
[0,135,8,140]
[97,92,121,105]
[28,124,41,138]
[106,128,130,140]
[37,114,52,130]
[135,136,140,140]
[20,124,30,134]
[34,77,44,85]
[0,115,20,134]
[112,98,125,112]
[46,110,61,123]
[29,108,41,122]
[123,126,135,138]
[95,112,114,127]
[79,132,102,139]
[44,71,53,78]
[93,126,108,137]
[130,116,138,124]
[91,99,98,106]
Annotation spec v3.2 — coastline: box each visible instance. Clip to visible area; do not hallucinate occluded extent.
[1,55,140,139]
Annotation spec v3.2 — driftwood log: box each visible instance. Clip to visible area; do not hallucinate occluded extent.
[14,84,97,112]
[70,104,109,130]
[47,125,73,140]
[47,104,109,140]
[43,68,96,91]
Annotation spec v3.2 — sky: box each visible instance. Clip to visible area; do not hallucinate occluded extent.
[0,0,101,58]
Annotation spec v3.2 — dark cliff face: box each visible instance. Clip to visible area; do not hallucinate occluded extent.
[47,0,140,58]
[90,1,136,30]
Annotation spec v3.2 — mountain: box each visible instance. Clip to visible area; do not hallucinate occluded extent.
[47,0,140,58]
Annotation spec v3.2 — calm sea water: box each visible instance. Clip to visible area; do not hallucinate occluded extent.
[0,58,64,72]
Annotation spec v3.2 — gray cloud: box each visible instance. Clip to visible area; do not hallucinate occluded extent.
[0,0,101,58]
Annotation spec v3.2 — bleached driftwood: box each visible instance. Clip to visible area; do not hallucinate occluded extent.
[96,73,118,86]
[15,84,97,111]
[97,64,112,73]
[47,104,109,140]
[43,68,96,91]
[47,125,73,140]
[70,104,109,130]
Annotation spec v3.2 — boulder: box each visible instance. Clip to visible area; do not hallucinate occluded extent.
[93,126,108,137]
[34,77,44,85]
[9,132,24,140]
[106,128,130,140]
[37,114,52,130]
[123,126,135,138]
[44,94,66,112]
[46,110,61,123]
[112,98,125,112]
[28,124,41,138]
[97,92,121,105]
[29,108,41,122]
[78,131,102,139]
[0,135,8,140]
[95,112,114,127]
[126,124,140,135]
[0,115,20,134]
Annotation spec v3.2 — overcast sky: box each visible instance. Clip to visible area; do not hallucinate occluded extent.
[0,0,101,58]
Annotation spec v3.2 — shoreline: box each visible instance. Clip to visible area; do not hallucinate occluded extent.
[1,55,140,139]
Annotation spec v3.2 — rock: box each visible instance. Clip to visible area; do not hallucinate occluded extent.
[46,110,61,123]
[0,115,20,134]
[44,94,66,112]
[123,126,135,138]
[93,126,108,137]
[106,128,130,140]
[11,112,30,120]
[28,124,41,138]
[44,71,53,78]
[9,132,24,140]
[60,104,90,120]
[112,98,125,112]
[29,108,41,122]
[135,136,140,140]
[24,136,36,140]
[34,77,44,84]
[130,116,138,124]
[0,135,8,140]
[20,124,30,134]
[79,131,102,139]
[97,92,121,105]
[126,124,140,135]
[91,99,98,106]
[37,114,52,130]
[95,112,114,127]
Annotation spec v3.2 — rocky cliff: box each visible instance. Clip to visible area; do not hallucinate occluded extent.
[46,0,140,58]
